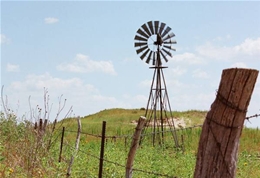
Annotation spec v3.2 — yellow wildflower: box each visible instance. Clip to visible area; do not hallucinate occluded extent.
[9,168,14,173]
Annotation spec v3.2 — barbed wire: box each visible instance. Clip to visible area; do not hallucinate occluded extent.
[246,113,260,120]
[63,142,177,178]
[63,112,259,141]
[63,109,259,139]
[60,113,259,177]
[215,90,247,113]
[64,124,203,140]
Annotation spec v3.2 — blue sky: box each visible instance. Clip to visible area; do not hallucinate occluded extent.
[1,1,260,127]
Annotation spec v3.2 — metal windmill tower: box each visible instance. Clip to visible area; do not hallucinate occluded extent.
[134,21,179,147]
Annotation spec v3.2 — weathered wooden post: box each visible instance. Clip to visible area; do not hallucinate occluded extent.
[67,117,81,177]
[125,116,146,178]
[98,121,106,178]
[59,127,65,162]
[194,68,258,178]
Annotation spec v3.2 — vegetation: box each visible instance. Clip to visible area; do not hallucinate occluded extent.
[0,108,260,177]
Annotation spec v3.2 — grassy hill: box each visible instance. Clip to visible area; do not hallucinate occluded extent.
[60,108,207,135]
[1,109,260,177]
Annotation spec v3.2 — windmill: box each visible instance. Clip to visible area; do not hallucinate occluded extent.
[134,21,179,147]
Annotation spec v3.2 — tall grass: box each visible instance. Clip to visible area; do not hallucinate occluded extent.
[0,108,259,177]
[0,112,62,177]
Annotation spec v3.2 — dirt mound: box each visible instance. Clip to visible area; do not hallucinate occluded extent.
[131,117,186,129]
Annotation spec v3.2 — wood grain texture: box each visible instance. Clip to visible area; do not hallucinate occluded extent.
[194,68,258,178]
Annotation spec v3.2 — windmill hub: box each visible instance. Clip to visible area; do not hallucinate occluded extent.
[154,34,163,46]
[134,21,177,65]
[147,34,163,52]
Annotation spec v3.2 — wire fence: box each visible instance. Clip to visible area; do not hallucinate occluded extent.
[65,124,203,140]
[63,142,177,178]
[58,123,203,178]
[57,113,259,177]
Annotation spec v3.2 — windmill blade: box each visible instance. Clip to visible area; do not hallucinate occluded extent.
[163,40,177,44]
[162,48,172,57]
[134,42,147,47]
[137,28,149,39]
[145,51,153,64]
[154,21,160,34]
[160,51,168,62]
[141,23,152,36]
[158,22,166,35]
[136,45,148,54]
[135,21,176,65]
[134,35,147,42]
[140,48,150,60]
[161,26,172,38]
[147,21,155,34]
[163,45,176,51]
[163,32,175,41]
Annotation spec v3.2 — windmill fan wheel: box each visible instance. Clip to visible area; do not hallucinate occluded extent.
[134,21,177,65]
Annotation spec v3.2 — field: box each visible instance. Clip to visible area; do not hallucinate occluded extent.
[1,108,260,177]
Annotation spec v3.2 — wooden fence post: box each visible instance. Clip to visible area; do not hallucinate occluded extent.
[194,68,259,178]
[98,121,106,178]
[67,117,81,177]
[59,127,65,162]
[125,116,146,178]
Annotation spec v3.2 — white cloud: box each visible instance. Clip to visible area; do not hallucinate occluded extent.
[7,73,146,119]
[6,63,20,72]
[192,69,210,79]
[196,42,235,61]
[57,54,117,75]
[0,34,11,44]
[6,73,112,119]
[10,73,96,92]
[44,17,59,24]
[196,37,260,61]
[170,52,205,65]
[170,66,187,76]
[234,38,260,55]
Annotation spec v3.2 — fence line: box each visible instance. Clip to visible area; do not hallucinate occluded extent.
[63,142,177,178]
[60,124,203,177]
[65,124,203,139]
[246,113,260,120]
[61,113,258,141]
[58,113,259,177]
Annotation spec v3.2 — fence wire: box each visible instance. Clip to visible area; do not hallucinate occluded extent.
[63,142,177,178]
[65,124,203,139]
[60,125,204,177]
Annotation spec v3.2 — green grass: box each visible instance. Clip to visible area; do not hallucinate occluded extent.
[1,108,260,177]
[61,108,207,136]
